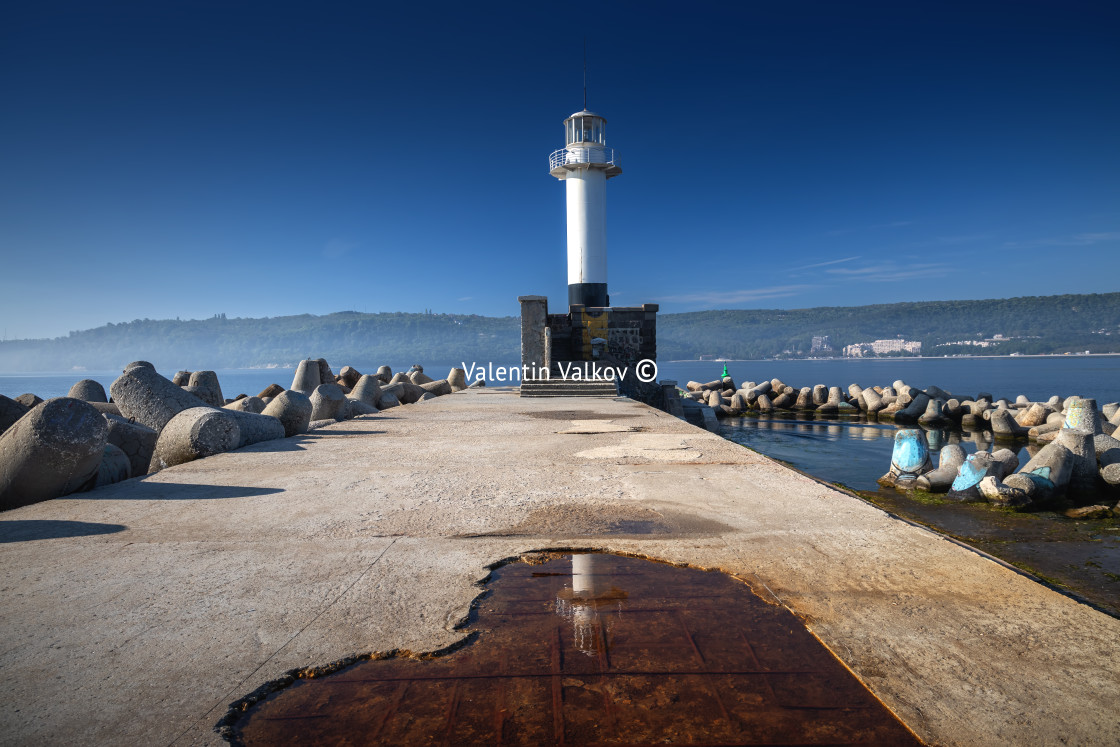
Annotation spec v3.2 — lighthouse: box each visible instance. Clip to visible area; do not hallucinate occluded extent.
[549,110,621,308]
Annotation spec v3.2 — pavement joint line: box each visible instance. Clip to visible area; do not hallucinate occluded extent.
[167,536,399,747]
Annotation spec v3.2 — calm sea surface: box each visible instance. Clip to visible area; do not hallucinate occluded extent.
[659,356,1120,492]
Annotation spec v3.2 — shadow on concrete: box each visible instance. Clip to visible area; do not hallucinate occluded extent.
[238,439,310,454]
[81,482,285,501]
[0,519,128,543]
[239,432,387,454]
[303,430,385,437]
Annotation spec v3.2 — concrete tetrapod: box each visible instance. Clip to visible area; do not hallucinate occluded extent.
[345,400,378,417]
[990,409,1030,439]
[222,409,287,448]
[0,395,29,436]
[447,368,468,392]
[149,407,240,473]
[67,379,108,403]
[376,365,392,384]
[382,381,426,405]
[187,371,225,408]
[338,366,362,389]
[94,443,132,489]
[171,371,191,386]
[894,392,931,424]
[948,449,1020,502]
[1017,403,1050,428]
[315,359,334,386]
[260,390,313,438]
[348,376,383,408]
[1055,428,1101,500]
[861,388,884,415]
[878,429,933,488]
[1100,447,1120,486]
[1064,398,1103,434]
[918,398,950,426]
[1093,433,1120,458]
[915,444,967,493]
[0,398,108,509]
[223,396,266,414]
[103,413,158,478]
[420,379,452,397]
[111,366,214,433]
[771,388,796,410]
[409,370,435,386]
[811,384,827,405]
[258,384,285,399]
[309,384,347,421]
[1002,441,1075,505]
[14,394,43,409]
[291,360,321,395]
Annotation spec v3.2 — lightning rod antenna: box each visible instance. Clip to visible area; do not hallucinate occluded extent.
[583,39,587,111]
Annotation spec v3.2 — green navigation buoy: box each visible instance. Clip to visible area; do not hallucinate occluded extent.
[721,363,729,378]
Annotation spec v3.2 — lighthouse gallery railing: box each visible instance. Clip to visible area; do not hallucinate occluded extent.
[549,146,620,171]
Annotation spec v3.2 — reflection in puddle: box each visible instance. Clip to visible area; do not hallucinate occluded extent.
[231,553,921,745]
[554,554,629,658]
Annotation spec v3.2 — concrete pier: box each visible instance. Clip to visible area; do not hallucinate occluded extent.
[1,389,1117,745]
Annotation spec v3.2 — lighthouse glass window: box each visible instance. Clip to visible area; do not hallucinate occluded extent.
[567,117,605,145]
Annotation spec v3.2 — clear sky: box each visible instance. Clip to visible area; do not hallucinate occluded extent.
[1,1,1117,340]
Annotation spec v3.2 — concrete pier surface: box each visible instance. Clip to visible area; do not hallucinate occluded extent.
[1,389,1117,745]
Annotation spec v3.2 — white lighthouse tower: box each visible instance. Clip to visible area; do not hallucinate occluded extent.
[549,109,621,308]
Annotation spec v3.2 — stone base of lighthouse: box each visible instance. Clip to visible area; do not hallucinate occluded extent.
[518,295,667,408]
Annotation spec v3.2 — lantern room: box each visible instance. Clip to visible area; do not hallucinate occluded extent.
[565,111,607,146]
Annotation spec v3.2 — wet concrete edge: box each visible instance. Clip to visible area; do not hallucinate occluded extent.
[728,438,1120,621]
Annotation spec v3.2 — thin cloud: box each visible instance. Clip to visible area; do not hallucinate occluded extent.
[1005,231,1120,248]
[789,255,861,271]
[826,262,950,282]
[457,296,473,302]
[658,284,814,305]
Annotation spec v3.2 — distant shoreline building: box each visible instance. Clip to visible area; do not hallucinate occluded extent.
[843,338,922,357]
[810,335,833,354]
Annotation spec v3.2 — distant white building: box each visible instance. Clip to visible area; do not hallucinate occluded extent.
[843,339,922,357]
[810,335,833,354]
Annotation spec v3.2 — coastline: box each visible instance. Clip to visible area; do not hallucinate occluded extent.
[675,352,1120,362]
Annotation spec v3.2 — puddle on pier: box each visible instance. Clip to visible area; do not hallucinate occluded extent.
[231,553,921,746]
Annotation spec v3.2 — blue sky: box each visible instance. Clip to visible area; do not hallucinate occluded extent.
[1,1,1117,340]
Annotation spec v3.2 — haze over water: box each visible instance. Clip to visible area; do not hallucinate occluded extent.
[4,356,1120,403]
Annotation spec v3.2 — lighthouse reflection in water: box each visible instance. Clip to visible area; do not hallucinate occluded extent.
[554,554,629,656]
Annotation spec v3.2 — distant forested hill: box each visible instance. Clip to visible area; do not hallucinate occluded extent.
[657,293,1120,359]
[1,293,1118,372]
[0,312,520,372]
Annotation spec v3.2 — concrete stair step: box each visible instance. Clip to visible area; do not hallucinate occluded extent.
[519,379,620,398]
